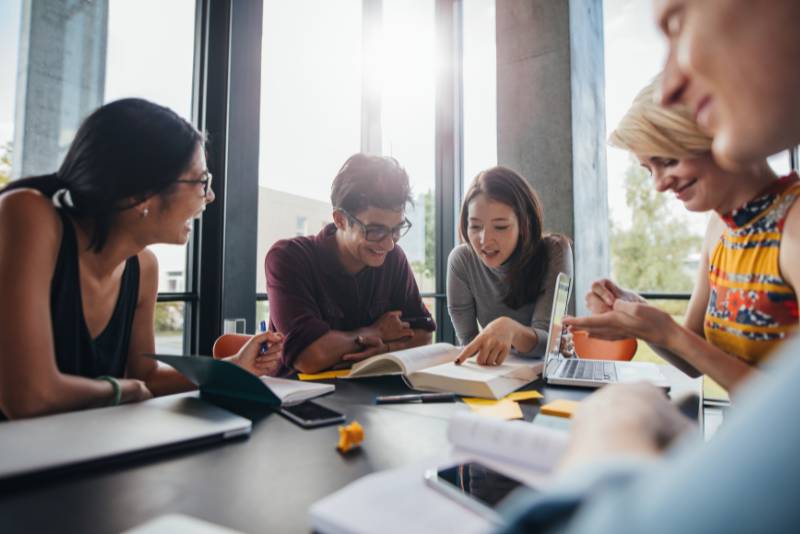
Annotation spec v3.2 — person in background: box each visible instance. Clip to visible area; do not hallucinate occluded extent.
[265,154,435,376]
[0,98,282,420]
[565,78,800,393]
[448,166,573,366]
[501,1,800,532]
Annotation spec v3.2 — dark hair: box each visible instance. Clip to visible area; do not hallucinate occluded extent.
[459,166,552,309]
[1,98,203,251]
[330,153,413,214]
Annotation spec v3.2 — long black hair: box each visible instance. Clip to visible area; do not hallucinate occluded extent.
[1,98,203,251]
[459,166,553,309]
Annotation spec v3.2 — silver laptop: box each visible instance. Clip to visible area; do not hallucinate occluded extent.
[0,392,250,483]
[542,273,670,389]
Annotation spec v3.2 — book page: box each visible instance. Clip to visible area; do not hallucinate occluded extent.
[350,343,459,377]
[259,376,334,405]
[447,413,568,474]
[387,343,460,374]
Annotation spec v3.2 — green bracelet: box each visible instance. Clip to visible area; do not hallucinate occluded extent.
[97,375,122,406]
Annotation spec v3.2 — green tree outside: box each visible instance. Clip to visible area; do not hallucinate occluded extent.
[0,143,12,188]
[611,163,702,314]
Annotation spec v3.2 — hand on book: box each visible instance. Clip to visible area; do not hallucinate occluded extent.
[372,311,414,342]
[455,317,516,366]
[341,335,388,363]
[226,330,284,376]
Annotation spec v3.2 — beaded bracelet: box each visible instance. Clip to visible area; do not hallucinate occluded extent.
[97,375,122,406]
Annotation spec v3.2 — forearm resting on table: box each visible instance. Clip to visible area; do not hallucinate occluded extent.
[0,372,118,419]
[665,325,756,393]
[293,328,377,374]
[141,365,196,397]
[386,328,432,351]
[293,328,433,374]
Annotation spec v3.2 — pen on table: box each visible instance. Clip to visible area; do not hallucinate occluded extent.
[375,393,457,404]
[259,320,268,354]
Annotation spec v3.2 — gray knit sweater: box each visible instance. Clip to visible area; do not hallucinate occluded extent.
[446,236,573,358]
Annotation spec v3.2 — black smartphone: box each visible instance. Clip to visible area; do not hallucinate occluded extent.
[279,401,345,428]
[402,315,434,330]
[424,462,531,524]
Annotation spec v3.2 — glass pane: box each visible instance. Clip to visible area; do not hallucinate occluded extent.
[0,0,21,187]
[768,150,792,176]
[155,301,186,355]
[462,0,497,190]
[423,297,437,343]
[7,0,197,352]
[604,2,707,294]
[381,0,436,294]
[256,0,361,293]
[256,300,270,331]
[105,0,196,294]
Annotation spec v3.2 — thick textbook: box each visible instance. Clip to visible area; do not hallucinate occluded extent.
[309,413,568,533]
[148,354,334,407]
[343,343,542,400]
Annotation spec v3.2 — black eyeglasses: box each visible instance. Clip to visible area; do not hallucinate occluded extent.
[340,209,412,242]
[176,170,213,197]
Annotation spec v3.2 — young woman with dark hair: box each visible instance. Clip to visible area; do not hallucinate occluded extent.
[0,98,282,419]
[448,166,573,365]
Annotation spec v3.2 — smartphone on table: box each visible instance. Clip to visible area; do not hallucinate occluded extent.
[424,462,531,524]
[279,401,345,428]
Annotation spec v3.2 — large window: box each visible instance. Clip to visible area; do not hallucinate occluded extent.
[3,0,197,353]
[256,0,449,330]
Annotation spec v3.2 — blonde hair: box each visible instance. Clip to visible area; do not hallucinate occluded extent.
[609,77,712,159]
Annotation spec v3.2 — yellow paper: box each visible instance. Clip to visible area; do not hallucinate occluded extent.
[297,369,350,381]
[540,399,580,418]
[463,398,523,420]
[506,390,543,402]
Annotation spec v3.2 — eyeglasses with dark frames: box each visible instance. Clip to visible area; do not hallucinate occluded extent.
[176,170,213,197]
[339,209,412,242]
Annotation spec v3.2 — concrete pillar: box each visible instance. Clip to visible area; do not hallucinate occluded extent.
[13,0,108,178]
[496,0,608,314]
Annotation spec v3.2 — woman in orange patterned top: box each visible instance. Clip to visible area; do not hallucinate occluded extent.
[564,78,800,393]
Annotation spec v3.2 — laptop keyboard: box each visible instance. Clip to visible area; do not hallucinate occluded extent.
[561,359,617,382]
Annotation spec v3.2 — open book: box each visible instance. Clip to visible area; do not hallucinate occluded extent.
[344,343,542,400]
[148,354,333,407]
[309,413,568,533]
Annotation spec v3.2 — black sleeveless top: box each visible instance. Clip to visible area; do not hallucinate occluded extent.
[50,210,140,378]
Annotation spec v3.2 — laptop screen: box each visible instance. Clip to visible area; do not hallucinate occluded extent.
[543,273,572,376]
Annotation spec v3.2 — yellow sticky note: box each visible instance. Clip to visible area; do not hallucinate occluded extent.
[540,399,581,418]
[506,390,544,402]
[463,398,523,420]
[297,369,350,381]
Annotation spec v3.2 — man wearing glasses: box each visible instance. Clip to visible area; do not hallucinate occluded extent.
[265,154,435,376]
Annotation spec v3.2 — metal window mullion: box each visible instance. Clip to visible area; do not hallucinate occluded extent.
[434,0,463,344]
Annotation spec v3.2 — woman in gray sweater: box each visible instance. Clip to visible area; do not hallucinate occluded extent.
[449,166,573,365]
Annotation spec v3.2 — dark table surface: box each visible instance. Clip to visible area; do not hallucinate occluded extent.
[0,368,701,534]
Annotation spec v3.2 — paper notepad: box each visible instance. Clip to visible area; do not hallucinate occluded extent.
[462,398,524,420]
[540,399,581,418]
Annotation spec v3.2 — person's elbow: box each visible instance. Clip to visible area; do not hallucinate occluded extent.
[292,347,329,375]
[0,385,57,420]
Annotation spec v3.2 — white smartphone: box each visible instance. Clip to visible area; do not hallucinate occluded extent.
[424,462,531,524]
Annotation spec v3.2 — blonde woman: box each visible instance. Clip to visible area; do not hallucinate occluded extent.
[565,78,800,393]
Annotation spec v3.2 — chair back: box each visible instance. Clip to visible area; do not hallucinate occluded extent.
[572,330,637,362]
[212,333,251,359]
